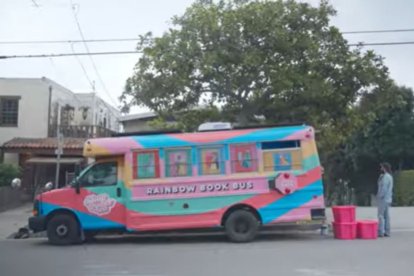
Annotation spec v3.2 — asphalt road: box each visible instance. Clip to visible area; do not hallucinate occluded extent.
[0,231,413,276]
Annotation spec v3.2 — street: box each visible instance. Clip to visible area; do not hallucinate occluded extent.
[0,231,413,276]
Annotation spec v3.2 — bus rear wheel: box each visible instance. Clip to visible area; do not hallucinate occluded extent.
[47,214,80,245]
[224,210,259,243]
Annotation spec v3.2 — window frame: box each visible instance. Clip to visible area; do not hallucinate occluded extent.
[78,161,118,187]
[262,146,302,172]
[132,149,160,179]
[230,143,258,174]
[198,145,225,176]
[0,96,20,127]
[165,147,193,178]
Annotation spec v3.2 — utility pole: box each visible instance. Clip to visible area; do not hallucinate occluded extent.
[54,105,63,189]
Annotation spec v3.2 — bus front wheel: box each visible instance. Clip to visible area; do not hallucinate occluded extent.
[224,210,259,243]
[47,214,80,245]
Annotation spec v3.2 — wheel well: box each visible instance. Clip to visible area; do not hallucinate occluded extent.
[221,204,262,226]
[45,209,81,228]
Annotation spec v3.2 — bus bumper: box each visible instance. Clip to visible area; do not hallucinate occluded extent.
[28,216,46,233]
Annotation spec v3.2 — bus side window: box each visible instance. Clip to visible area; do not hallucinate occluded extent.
[79,162,117,187]
[230,144,258,173]
[198,146,225,175]
[132,150,160,179]
[261,140,302,172]
[165,148,192,177]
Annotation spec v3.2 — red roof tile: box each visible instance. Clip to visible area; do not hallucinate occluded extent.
[2,137,86,149]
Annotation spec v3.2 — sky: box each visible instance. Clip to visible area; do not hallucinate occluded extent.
[1,0,414,113]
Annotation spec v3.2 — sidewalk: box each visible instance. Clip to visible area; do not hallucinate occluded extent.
[0,203,32,239]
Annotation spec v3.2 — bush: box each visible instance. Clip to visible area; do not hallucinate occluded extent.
[0,163,21,187]
[394,170,414,206]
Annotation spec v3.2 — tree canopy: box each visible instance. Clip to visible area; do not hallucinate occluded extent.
[121,0,414,205]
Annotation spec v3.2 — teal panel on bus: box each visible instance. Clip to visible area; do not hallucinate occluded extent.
[126,194,252,215]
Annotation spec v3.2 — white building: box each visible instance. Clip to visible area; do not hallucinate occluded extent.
[0,77,120,193]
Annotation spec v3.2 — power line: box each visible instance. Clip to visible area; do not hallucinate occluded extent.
[31,0,40,7]
[0,38,139,45]
[70,43,95,91]
[349,41,414,46]
[69,1,117,106]
[1,40,414,60]
[0,51,139,59]
[1,28,414,45]
[343,28,414,34]
[2,27,414,45]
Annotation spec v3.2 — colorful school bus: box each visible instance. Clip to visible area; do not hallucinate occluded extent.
[28,124,325,244]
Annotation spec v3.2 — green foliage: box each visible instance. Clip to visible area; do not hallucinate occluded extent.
[148,106,222,132]
[344,85,414,203]
[121,0,413,205]
[0,163,21,187]
[122,0,388,127]
[394,170,414,206]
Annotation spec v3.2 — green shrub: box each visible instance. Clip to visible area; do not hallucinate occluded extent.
[0,163,21,187]
[394,170,414,206]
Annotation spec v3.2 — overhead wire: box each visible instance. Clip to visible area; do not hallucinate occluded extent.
[0,51,140,59]
[69,0,118,106]
[70,43,95,91]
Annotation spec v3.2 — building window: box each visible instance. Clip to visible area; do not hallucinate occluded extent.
[0,97,19,127]
[198,146,225,175]
[165,148,192,177]
[230,144,258,173]
[262,140,302,171]
[133,150,160,179]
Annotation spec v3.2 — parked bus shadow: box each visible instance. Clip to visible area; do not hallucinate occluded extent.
[31,228,329,247]
[92,232,327,245]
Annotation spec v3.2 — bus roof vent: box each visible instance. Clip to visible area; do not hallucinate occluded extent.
[198,122,232,132]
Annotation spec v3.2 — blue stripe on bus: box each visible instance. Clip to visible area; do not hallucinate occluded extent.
[41,202,124,230]
[258,179,324,224]
[223,126,306,144]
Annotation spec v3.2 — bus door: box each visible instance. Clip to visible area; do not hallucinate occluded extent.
[76,156,126,230]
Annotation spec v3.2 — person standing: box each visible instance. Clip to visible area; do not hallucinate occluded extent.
[377,162,394,237]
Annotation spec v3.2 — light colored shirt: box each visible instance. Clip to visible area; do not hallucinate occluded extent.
[377,172,393,204]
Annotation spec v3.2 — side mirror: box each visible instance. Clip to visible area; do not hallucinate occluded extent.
[75,179,80,194]
[11,178,21,189]
[44,182,53,191]
[75,164,81,176]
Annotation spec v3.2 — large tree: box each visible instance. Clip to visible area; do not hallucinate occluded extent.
[121,0,397,203]
[122,0,388,128]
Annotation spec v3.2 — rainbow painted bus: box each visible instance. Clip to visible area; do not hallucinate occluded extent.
[28,124,325,244]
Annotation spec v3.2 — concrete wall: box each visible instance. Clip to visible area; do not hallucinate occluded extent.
[0,187,26,212]
[49,79,81,127]
[3,153,18,165]
[76,93,120,132]
[0,78,50,146]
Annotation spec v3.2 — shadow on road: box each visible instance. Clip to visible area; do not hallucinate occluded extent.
[29,230,329,247]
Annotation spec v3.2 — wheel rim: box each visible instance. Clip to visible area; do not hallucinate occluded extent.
[234,218,249,234]
[56,224,69,237]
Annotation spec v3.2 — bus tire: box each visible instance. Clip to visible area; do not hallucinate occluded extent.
[47,214,80,245]
[224,210,259,243]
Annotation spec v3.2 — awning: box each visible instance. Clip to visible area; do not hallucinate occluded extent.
[26,157,84,164]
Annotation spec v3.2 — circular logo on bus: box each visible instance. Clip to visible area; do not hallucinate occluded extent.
[275,173,298,194]
[83,193,116,216]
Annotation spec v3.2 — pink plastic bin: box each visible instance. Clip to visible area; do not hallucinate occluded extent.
[357,220,378,239]
[332,205,356,223]
[332,222,357,240]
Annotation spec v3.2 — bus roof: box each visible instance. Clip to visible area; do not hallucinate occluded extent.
[83,124,314,157]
